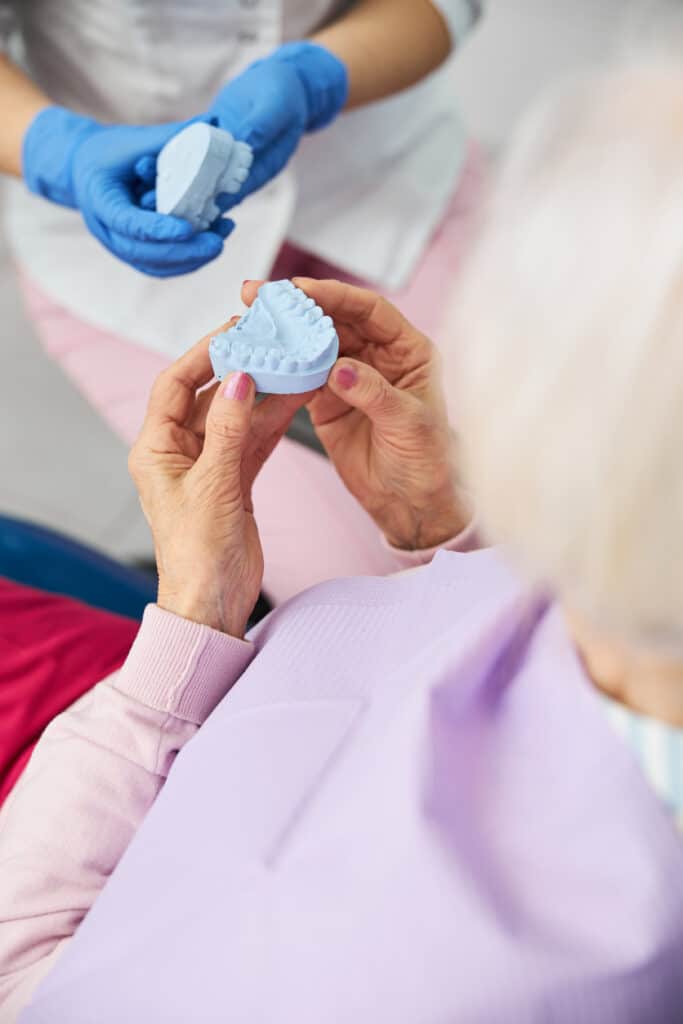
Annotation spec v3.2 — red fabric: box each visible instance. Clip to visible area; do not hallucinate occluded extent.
[0,577,139,806]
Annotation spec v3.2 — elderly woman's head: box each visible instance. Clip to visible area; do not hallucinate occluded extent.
[453,56,683,660]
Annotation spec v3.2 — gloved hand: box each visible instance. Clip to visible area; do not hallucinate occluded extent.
[134,41,348,216]
[22,108,233,277]
[209,42,348,203]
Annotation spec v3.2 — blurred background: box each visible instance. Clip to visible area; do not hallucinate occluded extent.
[0,0,624,564]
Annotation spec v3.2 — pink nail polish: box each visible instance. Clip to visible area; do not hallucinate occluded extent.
[336,366,357,390]
[223,372,250,400]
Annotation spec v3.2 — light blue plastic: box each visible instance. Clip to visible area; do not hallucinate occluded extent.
[209,281,339,395]
[156,123,253,231]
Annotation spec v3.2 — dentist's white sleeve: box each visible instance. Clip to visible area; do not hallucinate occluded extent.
[432,0,485,44]
[0,2,15,52]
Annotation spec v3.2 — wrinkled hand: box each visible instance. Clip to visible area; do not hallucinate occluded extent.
[129,324,309,636]
[243,279,471,550]
[23,107,231,276]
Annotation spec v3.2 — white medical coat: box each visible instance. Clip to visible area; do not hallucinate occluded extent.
[0,0,482,355]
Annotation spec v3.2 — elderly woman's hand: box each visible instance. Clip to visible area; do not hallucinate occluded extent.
[243,279,471,550]
[129,326,308,637]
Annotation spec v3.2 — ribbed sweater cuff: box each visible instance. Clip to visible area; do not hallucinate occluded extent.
[383,513,482,568]
[114,605,254,724]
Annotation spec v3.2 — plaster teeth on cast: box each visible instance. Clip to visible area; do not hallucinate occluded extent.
[156,122,254,230]
[209,280,340,394]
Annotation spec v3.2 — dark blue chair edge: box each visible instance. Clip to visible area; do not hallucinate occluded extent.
[0,514,156,621]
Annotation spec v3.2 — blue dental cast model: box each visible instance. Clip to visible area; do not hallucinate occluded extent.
[156,123,253,231]
[209,281,339,395]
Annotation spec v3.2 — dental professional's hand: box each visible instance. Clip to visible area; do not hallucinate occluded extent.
[203,42,348,209]
[128,325,309,636]
[119,42,346,226]
[243,279,471,551]
[22,108,232,276]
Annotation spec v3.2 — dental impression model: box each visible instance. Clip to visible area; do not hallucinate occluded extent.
[156,122,253,231]
[209,281,339,395]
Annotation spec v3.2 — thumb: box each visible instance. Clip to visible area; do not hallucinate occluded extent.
[200,371,256,483]
[240,279,265,307]
[327,359,409,428]
[134,154,158,185]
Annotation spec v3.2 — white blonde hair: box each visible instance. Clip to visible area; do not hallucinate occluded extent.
[452,51,683,651]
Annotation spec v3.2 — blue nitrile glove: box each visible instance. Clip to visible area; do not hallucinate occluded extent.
[209,41,348,205]
[134,41,348,216]
[22,107,234,277]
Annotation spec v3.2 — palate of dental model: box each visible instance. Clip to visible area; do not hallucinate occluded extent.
[156,122,253,231]
[209,281,339,395]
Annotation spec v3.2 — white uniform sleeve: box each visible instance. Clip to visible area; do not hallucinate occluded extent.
[0,1,16,53]
[431,0,484,45]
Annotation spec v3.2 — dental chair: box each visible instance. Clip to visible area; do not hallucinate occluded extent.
[0,513,156,620]
[0,513,272,626]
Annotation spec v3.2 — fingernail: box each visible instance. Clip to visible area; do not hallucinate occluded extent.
[223,372,250,401]
[242,279,253,286]
[335,366,357,390]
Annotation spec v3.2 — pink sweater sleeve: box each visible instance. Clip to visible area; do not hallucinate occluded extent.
[0,605,254,1022]
[383,512,483,569]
